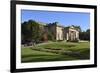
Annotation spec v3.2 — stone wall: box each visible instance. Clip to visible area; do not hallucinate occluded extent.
[56,26,64,40]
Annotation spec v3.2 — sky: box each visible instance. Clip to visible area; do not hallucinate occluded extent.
[21,10,90,31]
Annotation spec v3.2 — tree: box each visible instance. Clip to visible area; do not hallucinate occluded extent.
[86,29,90,41]
[47,30,55,41]
[21,20,44,44]
[72,25,81,32]
[79,29,90,41]
[21,21,33,44]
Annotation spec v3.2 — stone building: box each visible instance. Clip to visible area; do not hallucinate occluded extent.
[45,22,79,42]
[64,26,79,41]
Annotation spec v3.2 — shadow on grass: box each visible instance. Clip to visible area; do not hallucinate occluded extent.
[31,47,90,60]
[63,48,90,59]
[21,46,90,63]
[21,55,77,63]
[22,54,54,58]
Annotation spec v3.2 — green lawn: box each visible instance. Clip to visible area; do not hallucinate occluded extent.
[21,41,90,63]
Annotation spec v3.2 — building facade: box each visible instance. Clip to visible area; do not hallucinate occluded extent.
[45,22,79,42]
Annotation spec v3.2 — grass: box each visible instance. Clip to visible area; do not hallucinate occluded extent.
[21,41,90,63]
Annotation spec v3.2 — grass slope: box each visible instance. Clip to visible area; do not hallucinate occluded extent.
[21,42,90,63]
